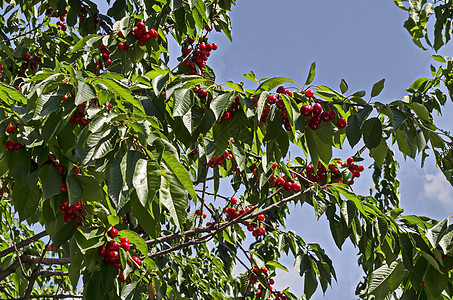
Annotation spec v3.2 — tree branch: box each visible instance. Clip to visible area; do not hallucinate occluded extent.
[0,231,48,258]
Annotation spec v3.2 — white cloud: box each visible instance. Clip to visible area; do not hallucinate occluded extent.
[422,171,453,210]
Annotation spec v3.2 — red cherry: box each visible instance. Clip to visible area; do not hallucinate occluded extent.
[337,117,347,129]
[47,244,56,251]
[117,43,124,51]
[211,43,218,50]
[204,24,212,31]
[300,105,312,116]
[231,197,238,205]
[108,228,119,238]
[221,111,231,121]
[347,157,354,165]
[107,251,119,262]
[284,90,293,97]
[137,21,145,29]
[0,64,3,71]
[312,103,322,116]
[5,140,15,152]
[59,199,70,212]
[353,170,361,178]
[268,174,276,185]
[55,163,65,175]
[291,182,301,192]
[118,30,125,39]
[72,200,84,212]
[257,214,265,221]
[123,43,130,51]
[60,183,67,193]
[283,181,292,191]
[120,237,129,244]
[272,162,278,169]
[63,212,73,223]
[195,209,201,216]
[120,241,130,251]
[107,241,120,251]
[321,111,331,122]
[329,110,337,120]
[76,216,83,226]
[203,212,207,219]
[113,261,123,269]
[6,124,15,134]
[276,86,285,94]
[148,28,158,38]
[267,95,277,105]
[23,53,30,61]
[131,256,141,268]
[305,89,315,98]
[276,177,285,188]
[98,245,107,257]
[358,165,364,172]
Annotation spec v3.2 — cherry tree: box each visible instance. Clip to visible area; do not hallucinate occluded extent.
[1,0,453,299]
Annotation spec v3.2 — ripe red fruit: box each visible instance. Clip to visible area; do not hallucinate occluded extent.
[231,197,238,205]
[257,214,265,221]
[47,244,56,251]
[117,42,124,51]
[267,94,277,105]
[137,21,145,29]
[211,43,218,50]
[120,241,130,251]
[108,228,119,238]
[63,212,73,223]
[23,53,31,61]
[55,163,65,175]
[113,261,123,269]
[337,117,347,129]
[321,111,331,122]
[329,110,337,120]
[148,28,158,38]
[118,30,125,39]
[276,177,285,187]
[195,209,201,216]
[347,157,354,165]
[98,245,107,257]
[312,103,322,116]
[5,140,15,152]
[131,256,141,268]
[300,105,312,116]
[203,212,207,219]
[119,273,129,282]
[0,64,3,71]
[204,24,212,31]
[305,89,315,98]
[283,181,292,191]
[276,86,285,93]
[107,241,120,251]
[353,170,361,178]
[358,165,364,172]
[123,43,130,51]
[59,199,69,212]
[221,111,231,121]
[60,182,67,193]
[76,216,83,226]
[268,174,276,185]
[6,124,15,134]
[198,89,207,99]
[272,162,278,169]
[107,251,119,262]
[291,182,301,192]
[121,237,129,244]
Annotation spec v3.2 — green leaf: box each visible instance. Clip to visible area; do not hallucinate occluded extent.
[361,118,382,149]
[305,62,316,86]
[340,79,348,94]
[266,261,289,272]
[70,34,101,54]
[371,79,385,98]
[173,88,194,117]
[152,73,170,96]
[118,230,148,257]
[425,218,448,249]
[93,79,144,113]
[75,81,96,105]
[389,106,407,132]
[346,114,361,148]
[367,260,408,298]
[369,138,388,170]
[12,183,40,221]
[67,175,84,206]
[159,170,188,231]
[132,158,149,207]
[257,77,294,93]
[209,92,235,121]
[39,165,62,200]
[121,282,138,300]
[162,151,196,202]
[407,102,430,121]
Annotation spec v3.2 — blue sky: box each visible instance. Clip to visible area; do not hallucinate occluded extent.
[187,0,453,298]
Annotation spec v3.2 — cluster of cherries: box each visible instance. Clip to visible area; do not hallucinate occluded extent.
[222,197,268,237]
[69,102,91,125]
[266,163,302,192]
[116,30,130,51]
[180,35,218,76]
[248,214,267,237]
[207,150,240,174]
[20,52,41,71]
[304,157,364,185]
[44,2,68,31]
[58,198,85,225]
[252,89,291,130]
[219,95,241,122]
[249,267,287,299]
[95,43,112,70]
[5,123,24,153]
[97,228,141,281]
[301,90,347,130]
[132,22,158,46]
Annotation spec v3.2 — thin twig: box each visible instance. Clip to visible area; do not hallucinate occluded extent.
[0,231,48,258]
